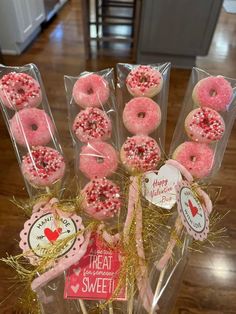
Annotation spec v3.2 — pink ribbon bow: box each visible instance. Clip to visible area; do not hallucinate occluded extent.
[33,197,73,219]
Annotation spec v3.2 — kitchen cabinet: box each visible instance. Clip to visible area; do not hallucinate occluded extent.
[0,0,45,55]
[137,0,223,68]
[12,0,45,43]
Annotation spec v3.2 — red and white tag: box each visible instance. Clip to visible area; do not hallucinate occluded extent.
[176,181,209,241]
[64,234,126,301]
[142,164,182,209]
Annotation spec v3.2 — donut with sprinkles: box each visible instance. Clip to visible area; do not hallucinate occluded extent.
[185,108,225,143]
[73,107,112,142]
[126,65,163,98]
[0,72,42,110]
[81,177,121,220]
[120,135,161,173]
[21,146,65,187]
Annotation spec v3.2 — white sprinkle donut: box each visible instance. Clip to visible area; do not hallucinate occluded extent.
[123,97,161,135]
[79,141,118,179]
[0,72,42,110]
[192,76,233,112]
[81,177,121,220]
[10,108,55,147]
[172,141,214,179]
[126,65,163,97]
[120,135,161,173]
[72,74,110,108]
[73,107,112,142]
[185,108,225,143]
[21,146,66,187]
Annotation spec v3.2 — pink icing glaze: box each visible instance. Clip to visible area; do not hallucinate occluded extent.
[172,141,214,179]
[72,74,110,108]
[185,107,225,143]
[126,65,163,97]
[10,108,55,147]
[120,135,161,173]
[21,146,65,187]
[0,72,42,110]
[192,76,233,112]
[81,177,121,220]
[79,141,118,179]
[123,97,161,135]
[73,107,112,142]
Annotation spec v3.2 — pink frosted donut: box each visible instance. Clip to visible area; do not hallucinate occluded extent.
[81,177,121,220]
[123,97,161,135]
[185,108,225,143]
[192,76,233,111]
[120,135,161,173]
[10,108,55,147]
[79,141,118,179]
[21,146,65,187]
[73,107,112,142]
[172,141,214,179]
[72,74,110,108]
[0,72,42,110]
[126,65,163,97]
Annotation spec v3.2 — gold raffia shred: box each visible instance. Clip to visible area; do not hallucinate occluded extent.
[191,209,229,252]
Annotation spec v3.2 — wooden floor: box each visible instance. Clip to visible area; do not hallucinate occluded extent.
[0,1,236,313]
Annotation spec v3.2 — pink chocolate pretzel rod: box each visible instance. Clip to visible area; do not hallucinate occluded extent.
[123,176,154,311]
[123,176,138,243]
[123,176,138,313]
[135,198,156,312]
[31,230,91,292]
[155,216,183,271]
[97,224,120,246]
[155,159,212,271]
[195,187,213,215]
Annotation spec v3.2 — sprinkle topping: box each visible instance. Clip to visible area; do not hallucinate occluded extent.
[126,65,162,94]
[122,136,161,172]
[187,108,225,141]
[83,177,121,219]
[73,107,111,142]
[0,72,41,109]
[22,146,65,180]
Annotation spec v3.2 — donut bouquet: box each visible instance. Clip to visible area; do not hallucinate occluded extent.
[1,62,236,314]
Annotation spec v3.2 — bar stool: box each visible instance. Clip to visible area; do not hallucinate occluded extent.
[81,0,141,60]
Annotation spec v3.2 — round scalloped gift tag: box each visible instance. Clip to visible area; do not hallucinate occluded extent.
[20,209,84,265]
[176,180,209,241]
